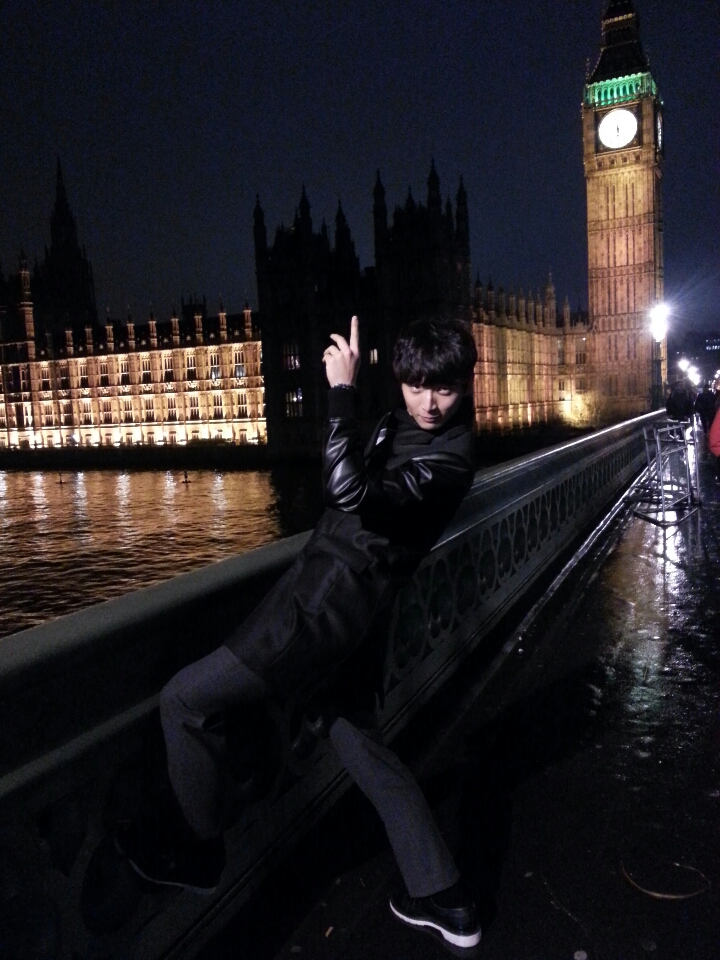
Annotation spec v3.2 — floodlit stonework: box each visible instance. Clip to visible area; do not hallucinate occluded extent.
[582,0,666,417]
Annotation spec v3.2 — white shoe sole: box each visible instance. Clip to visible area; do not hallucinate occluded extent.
[390,899,482,948]
[114,834,218,895]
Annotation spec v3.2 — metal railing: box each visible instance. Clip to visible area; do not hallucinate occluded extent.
[0,411,661,959]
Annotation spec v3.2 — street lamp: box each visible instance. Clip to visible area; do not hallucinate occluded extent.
[649,303,669,409]
[678,358,690,373]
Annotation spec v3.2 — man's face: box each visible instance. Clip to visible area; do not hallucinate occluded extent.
[401,383,465,430]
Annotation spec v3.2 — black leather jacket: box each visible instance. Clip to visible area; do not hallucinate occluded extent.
[309,385,475,578]
[228,386,475,706]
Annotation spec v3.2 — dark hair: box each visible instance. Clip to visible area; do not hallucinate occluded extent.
[392,318,477,387]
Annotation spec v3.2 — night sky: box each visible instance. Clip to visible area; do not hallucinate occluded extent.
[2,0,718,333]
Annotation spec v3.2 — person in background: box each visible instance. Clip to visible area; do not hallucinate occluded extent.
[707,382,720,482]
[694,383,716,435]
[665,378,696,421]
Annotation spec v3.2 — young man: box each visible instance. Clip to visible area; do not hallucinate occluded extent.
[118,315,481,950]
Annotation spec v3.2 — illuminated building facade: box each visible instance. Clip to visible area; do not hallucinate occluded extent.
[0,274,265,449]
[0,167,264,449]
[582,0,666,416]
[471,278,591,430]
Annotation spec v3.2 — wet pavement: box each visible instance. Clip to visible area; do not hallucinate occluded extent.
[201,440,720,960]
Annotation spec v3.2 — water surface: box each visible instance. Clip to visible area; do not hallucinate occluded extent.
[0,466,324,639]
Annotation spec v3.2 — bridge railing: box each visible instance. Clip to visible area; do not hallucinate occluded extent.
[0,411,661,960]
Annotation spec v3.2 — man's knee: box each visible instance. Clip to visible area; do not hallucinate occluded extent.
[159,667,193,729]
[328,716,361,752]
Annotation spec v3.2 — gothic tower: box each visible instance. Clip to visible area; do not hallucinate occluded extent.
[34,159,98,337]
[583,0,665,416]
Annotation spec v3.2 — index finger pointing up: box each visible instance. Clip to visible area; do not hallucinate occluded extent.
[349,315,359,355]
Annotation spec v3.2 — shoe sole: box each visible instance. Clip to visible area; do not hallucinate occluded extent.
[114,834,218,896]
[390,899,481,948]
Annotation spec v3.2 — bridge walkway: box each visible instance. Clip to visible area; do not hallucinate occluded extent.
[201,439,720,960]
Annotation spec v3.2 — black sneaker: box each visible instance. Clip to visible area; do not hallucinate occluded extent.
[390,886,482,950]
[115,820,225,894]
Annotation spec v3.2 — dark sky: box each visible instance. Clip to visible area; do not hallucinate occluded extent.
[2,0,718,332]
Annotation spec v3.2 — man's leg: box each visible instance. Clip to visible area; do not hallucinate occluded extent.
[329,716,457,896]
[329,717,481,949]
[117,645,268,892]
[160,644,268,839]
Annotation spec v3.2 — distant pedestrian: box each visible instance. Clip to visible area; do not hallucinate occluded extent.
[707,387,720,482]
[694,384,716,434]
[665,379,695,421]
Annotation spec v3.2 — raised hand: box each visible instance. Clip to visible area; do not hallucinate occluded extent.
[323,315,360,387]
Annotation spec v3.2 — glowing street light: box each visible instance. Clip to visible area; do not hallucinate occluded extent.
[678,358,690,372]
[688,366,701,387]
[649,302,669,343]
[649,302,669,409]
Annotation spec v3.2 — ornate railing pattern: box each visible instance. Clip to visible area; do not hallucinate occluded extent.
[0,412,661,959]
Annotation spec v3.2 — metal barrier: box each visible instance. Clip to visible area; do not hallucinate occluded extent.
[628,418,699,526]
[0,411,662,959]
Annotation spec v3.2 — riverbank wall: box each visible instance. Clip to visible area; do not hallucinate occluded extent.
[0,422,594,472]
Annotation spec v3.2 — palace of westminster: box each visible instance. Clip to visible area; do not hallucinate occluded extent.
[0,0,666,454]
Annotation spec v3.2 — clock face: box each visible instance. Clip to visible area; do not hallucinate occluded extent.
[598,108,638,149]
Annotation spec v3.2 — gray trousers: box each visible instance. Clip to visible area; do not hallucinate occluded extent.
[159,644,459,898]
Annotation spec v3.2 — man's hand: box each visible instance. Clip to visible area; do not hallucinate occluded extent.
[323,315,360,387]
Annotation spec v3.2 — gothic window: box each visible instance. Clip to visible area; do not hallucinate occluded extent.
[82,400,92,425]
[41,366,50,391]
[285,388,303,418]
[164,355,174,382]
[100,360,109,387]
[282,341,300,371]
[557,340,565,366]
[59,363,70,390]
[103,400,112,424]
[120,358,130,385]
[558,380,565,393]
[369,348,378,365]
[62,401,73,426]
[186,354,197,381]
[167,396,177,421]
[575,338,586,365]
[144,397,155,422]
[237,391,248,418]
[213,394,223,419]
[234,348,245,379]
[123,399,133,423]
[576,378,587,393]
[189,396,200,420]
[79,362,89,389]
[141,356,152,384]
[43,403,53,426]
[210,352,220,381]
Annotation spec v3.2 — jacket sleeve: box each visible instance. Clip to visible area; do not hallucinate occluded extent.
[708,407,720,457]
[323,387,473,513]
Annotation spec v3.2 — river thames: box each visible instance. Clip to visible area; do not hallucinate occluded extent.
[0,467,325,640]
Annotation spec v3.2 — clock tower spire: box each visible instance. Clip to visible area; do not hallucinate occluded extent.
[583,0,665,417]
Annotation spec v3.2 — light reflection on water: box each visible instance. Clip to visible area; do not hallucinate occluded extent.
[0,467,324,640]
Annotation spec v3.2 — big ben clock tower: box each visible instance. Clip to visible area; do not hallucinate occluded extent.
[583,0,665,417]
